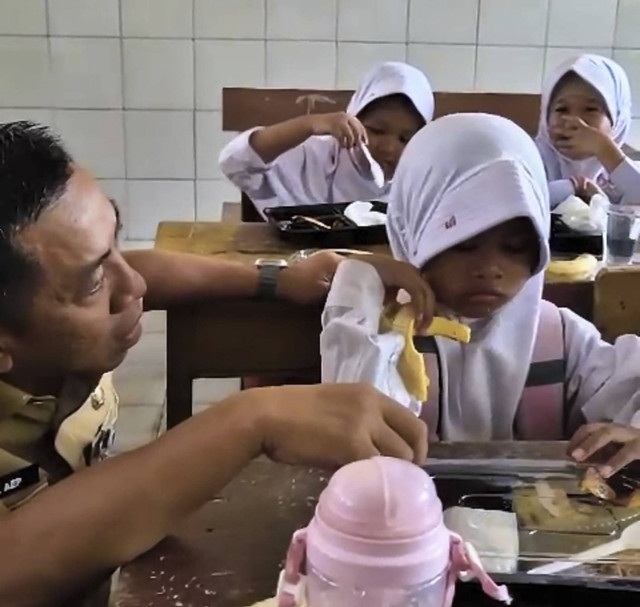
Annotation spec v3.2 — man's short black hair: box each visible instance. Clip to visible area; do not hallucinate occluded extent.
[0,121,73,332]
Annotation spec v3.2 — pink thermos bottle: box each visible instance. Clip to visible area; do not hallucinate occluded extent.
[277,457,511,607]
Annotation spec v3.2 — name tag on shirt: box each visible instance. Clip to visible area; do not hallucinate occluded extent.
[0,464,40,498]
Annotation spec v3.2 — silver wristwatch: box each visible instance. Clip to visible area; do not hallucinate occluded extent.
[254,258,288,300]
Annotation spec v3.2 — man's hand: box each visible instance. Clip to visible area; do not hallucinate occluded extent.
[568,422,640,477]
[277,250,343,304]
[254,383,428,468]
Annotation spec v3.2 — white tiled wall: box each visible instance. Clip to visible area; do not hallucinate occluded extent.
[2,0,640,240]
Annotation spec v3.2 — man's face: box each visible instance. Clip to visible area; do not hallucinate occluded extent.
[9,167,146,381]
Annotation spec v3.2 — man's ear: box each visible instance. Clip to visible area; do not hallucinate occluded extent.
[0,330,15,374]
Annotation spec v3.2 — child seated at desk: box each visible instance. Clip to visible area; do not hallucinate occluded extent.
[536,54,640,208]
[321,112,640,478]
[219,61,433,217]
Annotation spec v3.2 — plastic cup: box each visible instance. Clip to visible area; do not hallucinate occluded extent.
[604,206,640,266]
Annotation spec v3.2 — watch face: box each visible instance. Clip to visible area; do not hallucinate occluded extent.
[255,258,288,268]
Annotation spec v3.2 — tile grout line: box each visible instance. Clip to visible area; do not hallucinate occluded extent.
[541,0,552,84]
[334,0,339,87]
[44,0,53,103]
[117,0,130,237]
[264,0,268,86]
[613,0,621,51]
[2,31,637,49]
[405,0,411,58]
[473,0,481,90]
[192,0,197,220]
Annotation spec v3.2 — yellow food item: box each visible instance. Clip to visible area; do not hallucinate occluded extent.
[380,304,471,401]
[513,482,612,533]
[427,316,472,342]
[580,467,617,502]
[546,254,598,283]
[581,467,640,508]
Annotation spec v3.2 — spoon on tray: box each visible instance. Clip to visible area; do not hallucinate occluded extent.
[360,142,385,188]
[528,519,640,576]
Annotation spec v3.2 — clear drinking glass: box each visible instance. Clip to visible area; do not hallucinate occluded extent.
[603,206,640,266]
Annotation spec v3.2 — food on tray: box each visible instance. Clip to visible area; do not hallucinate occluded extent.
[580,467,640,508]
[578,549,640,578]
[443,506,519,574]
[580,467,617,502]
[513,481,613,533]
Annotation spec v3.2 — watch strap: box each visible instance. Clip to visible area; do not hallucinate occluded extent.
[256,264,284,300]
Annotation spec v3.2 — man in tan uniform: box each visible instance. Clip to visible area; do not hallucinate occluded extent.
[0,122,429,607]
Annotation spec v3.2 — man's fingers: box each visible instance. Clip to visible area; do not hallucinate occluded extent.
[571,427,615,462]
[599,442,640,478]
[373,425,416,462]
[382,399,428,465]
[568,423,601,456]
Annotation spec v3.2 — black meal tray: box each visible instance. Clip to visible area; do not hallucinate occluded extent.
[425,460,640,593]
[263,202,388,247]
[550,215,602,256]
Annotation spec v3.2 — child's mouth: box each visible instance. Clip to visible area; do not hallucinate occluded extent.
[465,292,504,304]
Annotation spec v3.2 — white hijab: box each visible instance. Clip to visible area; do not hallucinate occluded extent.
[333,62,434,196]
[387,113,551,440]
[535,54,632,182]
[347,61,435,122]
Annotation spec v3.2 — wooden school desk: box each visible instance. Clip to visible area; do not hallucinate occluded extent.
[156,221,595,429]
[115,442,640,607]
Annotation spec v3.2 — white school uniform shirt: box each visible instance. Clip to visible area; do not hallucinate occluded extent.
[219,62,434,217]
[321,113,640,440]
[535,54,640,208]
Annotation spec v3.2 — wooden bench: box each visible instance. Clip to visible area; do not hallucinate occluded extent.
[222,88,542,221]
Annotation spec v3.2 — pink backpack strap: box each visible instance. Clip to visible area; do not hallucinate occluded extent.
[413,336,440,441]
[516,300,566,440]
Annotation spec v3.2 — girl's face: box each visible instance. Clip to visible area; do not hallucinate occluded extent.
[422,218,539,319]
[548,75,613,160]
[358,96,424,180]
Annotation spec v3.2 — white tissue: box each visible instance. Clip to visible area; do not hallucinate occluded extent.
[344,201,387,227]
[443,507,519,574]
[553,194,609,234]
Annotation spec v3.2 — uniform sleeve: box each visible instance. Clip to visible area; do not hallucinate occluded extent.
[218,128,338,215]
[320,259,421,415]
[562,308,640,431]
[610,157,640,205]
[547,179,575,209]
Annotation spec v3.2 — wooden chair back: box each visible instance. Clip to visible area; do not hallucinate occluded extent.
[222,88,542,221]
[594,266,640,342]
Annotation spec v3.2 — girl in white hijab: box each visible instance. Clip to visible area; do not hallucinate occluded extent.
[322,113,640,478]
[536,54,640,208]
[219,62,433,217]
